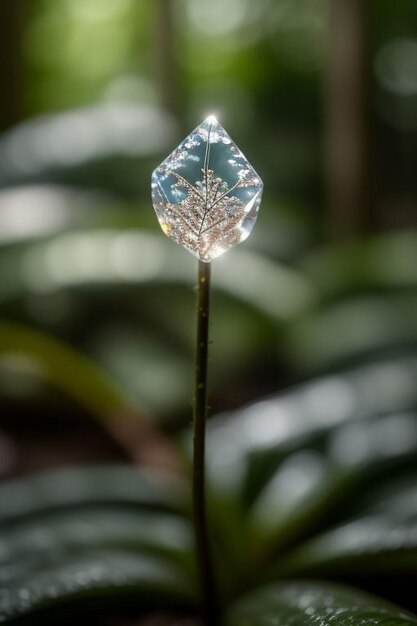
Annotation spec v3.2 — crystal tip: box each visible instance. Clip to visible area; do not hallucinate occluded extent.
[204,114,218,125]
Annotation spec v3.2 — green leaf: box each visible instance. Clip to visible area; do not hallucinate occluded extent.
[241,411,417,579]
[360,475,417,524]
[0,508,192,585]
[226,581,417,626]
[0,465,188,524]
[207,355,417,503]
[0,229,314,322]
[299,232,417,299]
[0,468,194,623]
[0,550,194,624]
[205,359,417,588]
[276,515,417,579]
[0,320,181,463]
[0,319,134,419]
[285,292,417,374]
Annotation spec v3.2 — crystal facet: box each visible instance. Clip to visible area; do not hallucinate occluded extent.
[151,116,263,262]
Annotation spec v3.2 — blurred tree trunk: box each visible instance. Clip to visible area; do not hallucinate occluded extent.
[153,0,185,132]
[0,1,26,132]
[324,0,373,236]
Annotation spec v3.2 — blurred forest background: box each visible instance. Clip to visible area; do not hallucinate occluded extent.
[0,0,416,478]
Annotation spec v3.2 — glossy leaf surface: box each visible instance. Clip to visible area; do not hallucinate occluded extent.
[227,582,417,626]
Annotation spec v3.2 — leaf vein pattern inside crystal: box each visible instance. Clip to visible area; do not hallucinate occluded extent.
[151,117,263,262]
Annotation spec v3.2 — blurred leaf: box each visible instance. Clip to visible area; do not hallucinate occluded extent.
[286,233,417,373]
[0,508,192,586]
[92,324,193,416]
[299,232,417,300]
[0,320,179,469]
[0,229,315,321]
[0,319,133,419]
[0,229,314,417]
[0,104,177,193]
[204,358,417,590]
[273,472,417,582]
[0,464,194,623]
[360,475,417,524]
[0,185,114,246]
[242,410,417,573]
[0,550,193,624]
[0,320,182,466]
[284,292,417,373]
[276,514,417,579]
[206,355,417,500]
[0,465,187,524]
[226,581,417,626]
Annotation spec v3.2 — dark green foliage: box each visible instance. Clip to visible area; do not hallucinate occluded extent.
[1,349,417,623]
[0,225,416,623]
[226,582,417,626]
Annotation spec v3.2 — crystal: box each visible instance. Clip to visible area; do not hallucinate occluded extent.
[151,116,263,262]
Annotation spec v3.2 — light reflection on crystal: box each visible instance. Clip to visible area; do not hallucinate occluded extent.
[151,116,263,262]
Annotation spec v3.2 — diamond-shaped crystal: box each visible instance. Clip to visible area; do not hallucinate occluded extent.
[151,116,263,262]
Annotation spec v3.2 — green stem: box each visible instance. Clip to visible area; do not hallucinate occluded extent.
[193,259,221,626]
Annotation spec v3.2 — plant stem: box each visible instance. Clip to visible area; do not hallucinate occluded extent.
[193,259,220,626]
